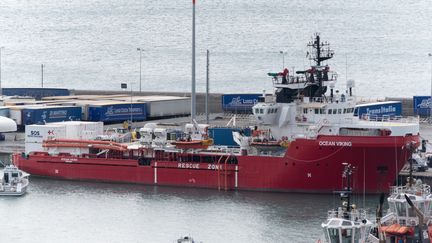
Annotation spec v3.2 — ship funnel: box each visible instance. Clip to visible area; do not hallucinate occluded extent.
[346,79,355,96]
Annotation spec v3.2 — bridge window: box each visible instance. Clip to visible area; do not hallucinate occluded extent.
[396,202,407,217]
[333,109,337,114]
[314,108,319,114]
[343,108,347,113]
[259,109,264,114]
[328,109,332,114]
[274,108,278,113]
[341,229,353,243]
[303,108,308,114]
[320,109,326,114]
[328,228,340,243]
[338,109,342,114]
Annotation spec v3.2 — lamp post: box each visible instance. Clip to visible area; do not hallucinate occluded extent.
[0,47,4,96]
[137,48,143,93]
[120,82,134,129]
[279,51,286,70]
[41,64,44,88]
[429,53,432,121]
[191,0,196,120]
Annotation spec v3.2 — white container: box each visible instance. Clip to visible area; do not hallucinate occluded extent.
[9,108,23,125]
[146,98,190,118]
[49,121,103,140]
[25,124,67,143]
[25,142,44,155]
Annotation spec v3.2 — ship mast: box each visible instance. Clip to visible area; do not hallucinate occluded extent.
[306,33,334,98]
[340,163,354,214]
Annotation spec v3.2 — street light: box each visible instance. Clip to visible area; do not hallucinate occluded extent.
[429,53,432,121]
[137,48,143,93]
[41,64,44,88]
[0,47,4,96]
[279,51,286,70]
[121,82,134,129]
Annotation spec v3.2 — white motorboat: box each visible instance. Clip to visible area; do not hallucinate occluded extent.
[0,164,30,196]
[176,235,197,243]
[320,163,374,243]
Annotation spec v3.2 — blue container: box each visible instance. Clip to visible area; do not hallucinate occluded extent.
[208,127,251,146]
[2,88,69,100]
[88,103,147,122]
[22,106,82,125]
[354,101,402,119]
[413,96,432,116]
[222,94,261,112]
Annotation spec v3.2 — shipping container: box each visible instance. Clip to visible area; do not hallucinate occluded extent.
[145,98,190,118]
[42,94,129,101]
[50,100,110,121]
[25,124,67,154]
[354,101,402,119]
[49,121,104,140]
[87,103,147,122]
[107,95,191,118]
[222,94,261,113]
[21,106,82,125]
[1,96,36,106]
[0,107,10,117]
[25,124,67,143]
[208,127,251,146]
[8,105,43,125]
[413,96,432,117]
[2,88,69,99]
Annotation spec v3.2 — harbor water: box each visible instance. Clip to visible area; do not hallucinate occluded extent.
[0,0,430,97]
[0,178,382,243]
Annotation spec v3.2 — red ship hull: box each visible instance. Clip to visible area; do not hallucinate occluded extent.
[14,134,419,193]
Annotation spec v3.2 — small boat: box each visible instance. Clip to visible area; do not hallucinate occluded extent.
[176,235,196,243]
[372,157,432,242]
[0,164,30,196]
[320,163,374,243]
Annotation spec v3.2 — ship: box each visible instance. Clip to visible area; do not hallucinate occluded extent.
[14,34,420,193]
[370,159,432,242]
[320,163,373,243]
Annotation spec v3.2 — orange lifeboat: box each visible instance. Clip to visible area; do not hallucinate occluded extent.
[380,224,414,236]
[171,139,213,150]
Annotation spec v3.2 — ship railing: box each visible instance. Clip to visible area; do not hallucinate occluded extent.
[389,184,431,197]
[271,72,338,86]
[343,115,419,124]
[326,208,369,221]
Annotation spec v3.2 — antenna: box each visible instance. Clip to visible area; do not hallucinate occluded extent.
[345,54,348,83]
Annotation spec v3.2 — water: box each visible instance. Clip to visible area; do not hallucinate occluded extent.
[0,178,382,242]
[0,0,431,98]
